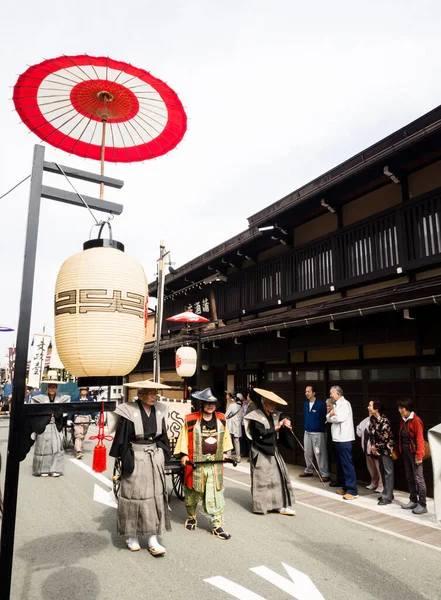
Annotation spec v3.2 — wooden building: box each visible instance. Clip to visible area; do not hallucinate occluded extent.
[133,104,441,493]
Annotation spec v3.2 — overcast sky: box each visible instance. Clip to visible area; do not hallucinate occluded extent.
[1,0,441,361]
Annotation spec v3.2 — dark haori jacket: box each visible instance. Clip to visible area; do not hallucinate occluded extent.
[19,393,70,460]
[368,414,395,456]
[244,408,295,456]
[109,400,170,476]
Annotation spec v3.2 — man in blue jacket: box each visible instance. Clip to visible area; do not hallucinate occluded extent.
[299,385,330,481]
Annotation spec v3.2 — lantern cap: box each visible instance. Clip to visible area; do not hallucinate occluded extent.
[124,380,172,390]
[83,238,125,252]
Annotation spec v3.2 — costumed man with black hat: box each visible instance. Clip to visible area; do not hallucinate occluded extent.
[31,380,70,477]
[174,388,233,540]
[244,388,296,516]
[109,380,171,556]
[69,385,95,460]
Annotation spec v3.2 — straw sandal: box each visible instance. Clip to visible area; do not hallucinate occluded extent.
[147,536,166,556]
[212,527,231,540]
[185,517,197,531]
[126,537,141,552]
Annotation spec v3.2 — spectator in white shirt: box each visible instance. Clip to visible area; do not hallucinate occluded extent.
[326,386,358,500]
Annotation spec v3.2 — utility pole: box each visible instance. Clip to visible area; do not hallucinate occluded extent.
[153,241,168,383]
[0,145,123,600]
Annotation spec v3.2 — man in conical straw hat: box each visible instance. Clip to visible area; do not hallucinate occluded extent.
[243,388,296,516]
[31,380,70,478]
[109,379,172,556]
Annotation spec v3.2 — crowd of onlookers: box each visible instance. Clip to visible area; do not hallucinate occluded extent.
[224,384,431,516]
[300,384,429,514]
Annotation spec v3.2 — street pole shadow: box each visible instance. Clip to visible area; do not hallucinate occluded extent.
[41,566,99,600]
[16,532,107,600]
[92,507,124,550]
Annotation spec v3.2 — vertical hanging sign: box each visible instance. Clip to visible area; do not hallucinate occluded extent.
[27,334,51,388]
[7,347,16,382]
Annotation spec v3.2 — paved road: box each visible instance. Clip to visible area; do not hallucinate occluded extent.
[1,418,440,600]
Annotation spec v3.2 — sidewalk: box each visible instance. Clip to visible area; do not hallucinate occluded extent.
[226,461,441,550]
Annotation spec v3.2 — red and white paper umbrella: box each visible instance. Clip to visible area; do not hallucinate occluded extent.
[13,54,187,163]
[166,310,209,323]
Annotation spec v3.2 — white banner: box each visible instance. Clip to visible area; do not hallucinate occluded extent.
[49,341,64,370]
[28,334,51,388]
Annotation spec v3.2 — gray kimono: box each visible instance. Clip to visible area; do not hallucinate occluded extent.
[31,393,70,476]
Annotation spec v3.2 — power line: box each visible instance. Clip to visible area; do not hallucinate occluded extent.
[55,163,100,225]
[0,175,31,201]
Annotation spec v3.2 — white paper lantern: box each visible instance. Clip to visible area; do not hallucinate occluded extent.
[176,346,197,378]
[54,239,148,377]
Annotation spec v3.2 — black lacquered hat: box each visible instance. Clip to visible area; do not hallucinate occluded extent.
[191,388,218,405]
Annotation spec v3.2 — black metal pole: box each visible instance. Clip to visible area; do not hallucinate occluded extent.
[0,145,45,599]
[153,241,166,382]
[196,331,202,391]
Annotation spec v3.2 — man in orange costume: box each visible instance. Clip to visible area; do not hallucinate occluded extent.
[174,388,233,540]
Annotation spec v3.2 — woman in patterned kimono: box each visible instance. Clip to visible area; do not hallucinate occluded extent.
[31,381,70,477]
[243,388,296,516]
[109,380,171,556]
[368,398,395,506]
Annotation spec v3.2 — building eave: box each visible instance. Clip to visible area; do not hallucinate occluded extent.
[247,104,441,228]
[144,276,441,352]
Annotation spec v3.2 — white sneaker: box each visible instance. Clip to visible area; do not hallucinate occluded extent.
[366,483,378,490]
[126,537,141,551]
[147,535,166,556]
[278,507,296,516]
[376,487,384,494]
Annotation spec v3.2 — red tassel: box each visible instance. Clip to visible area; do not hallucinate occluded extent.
[89,400,114,473]
[92,444,107,473]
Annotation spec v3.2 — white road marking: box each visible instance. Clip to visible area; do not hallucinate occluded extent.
[93,484,118,508]
[223,472,441,553]
[204,576,265,599]
[205,563,325,599]
[250,564,325,600]
[70,458,113,489]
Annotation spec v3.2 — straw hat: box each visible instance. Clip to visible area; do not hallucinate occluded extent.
[40,379,64,385]
[123,380,172,390]
[253,387,287,406]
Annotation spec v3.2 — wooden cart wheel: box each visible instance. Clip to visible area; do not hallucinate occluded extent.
[113,458,122,500]
[63,424,75,450]
[69,425,75,449]
[172,468,184,501]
